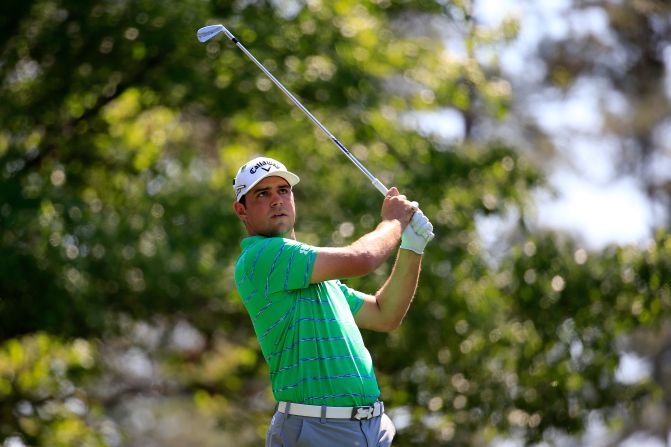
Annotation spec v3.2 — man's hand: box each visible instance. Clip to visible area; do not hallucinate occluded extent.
[400,210,434,255]
[381,187,416,229]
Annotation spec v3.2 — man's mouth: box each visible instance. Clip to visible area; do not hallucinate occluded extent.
[271,212,287,219]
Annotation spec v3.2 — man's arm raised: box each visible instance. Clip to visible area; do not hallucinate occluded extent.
[354,212,434,332]
[309,187,415,284]
[353,250,421,332]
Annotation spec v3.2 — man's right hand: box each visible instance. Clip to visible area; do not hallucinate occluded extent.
[381,187,416,229]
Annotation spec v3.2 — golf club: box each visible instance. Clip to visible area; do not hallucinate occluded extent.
[197,24,388,196]
[197,23,433,239]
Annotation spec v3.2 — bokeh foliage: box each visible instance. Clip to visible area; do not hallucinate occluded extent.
[1,0,669,446]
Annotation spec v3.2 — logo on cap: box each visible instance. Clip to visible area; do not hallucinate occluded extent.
[250,160,280,174]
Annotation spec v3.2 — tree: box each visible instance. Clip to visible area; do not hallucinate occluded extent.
[463,0,671,444]
[1,0,669,446]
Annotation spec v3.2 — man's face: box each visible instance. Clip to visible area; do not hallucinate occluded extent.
[234,176,296,238]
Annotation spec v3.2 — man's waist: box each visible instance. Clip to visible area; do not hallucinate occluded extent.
[277,401,384,420]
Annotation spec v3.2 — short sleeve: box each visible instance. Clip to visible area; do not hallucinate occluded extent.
[335,280,367,315]
[242,237,317,294]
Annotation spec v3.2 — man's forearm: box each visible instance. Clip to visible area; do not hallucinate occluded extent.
[373,248,422,331]
[311,219,407,283]
[349,219,404,271]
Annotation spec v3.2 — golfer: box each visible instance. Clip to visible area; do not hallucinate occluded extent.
[232,156,433,446]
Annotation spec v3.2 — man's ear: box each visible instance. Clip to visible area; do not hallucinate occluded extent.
[233,201,247,221]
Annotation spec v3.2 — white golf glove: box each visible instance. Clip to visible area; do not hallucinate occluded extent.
[400,209,435,255]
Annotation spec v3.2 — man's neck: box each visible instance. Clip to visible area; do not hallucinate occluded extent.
[248,229,296,240]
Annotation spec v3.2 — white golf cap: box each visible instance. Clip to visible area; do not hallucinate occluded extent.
[233,156,300,202]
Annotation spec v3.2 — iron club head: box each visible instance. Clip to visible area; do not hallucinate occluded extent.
[197,24,226,42]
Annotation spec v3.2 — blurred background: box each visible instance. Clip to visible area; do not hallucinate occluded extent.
[0,0,670,445]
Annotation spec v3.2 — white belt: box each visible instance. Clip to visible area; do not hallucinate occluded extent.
[277,401,384,420]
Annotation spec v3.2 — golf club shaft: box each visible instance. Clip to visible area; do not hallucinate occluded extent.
[217,26,388,196]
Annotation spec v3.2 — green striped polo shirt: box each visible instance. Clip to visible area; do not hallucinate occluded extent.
[234,235,381,406]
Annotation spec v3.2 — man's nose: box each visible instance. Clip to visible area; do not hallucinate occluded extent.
[270,191,283,206]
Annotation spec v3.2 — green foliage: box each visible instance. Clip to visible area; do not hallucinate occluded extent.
[0,0,669,446]
[0,334,105,446]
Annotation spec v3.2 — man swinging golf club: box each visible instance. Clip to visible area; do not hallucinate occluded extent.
[232,156,433,446]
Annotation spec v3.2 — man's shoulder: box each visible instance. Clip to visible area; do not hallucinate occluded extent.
[239,235,306,254]
[235,236,318,292]
[236,236,316,273]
